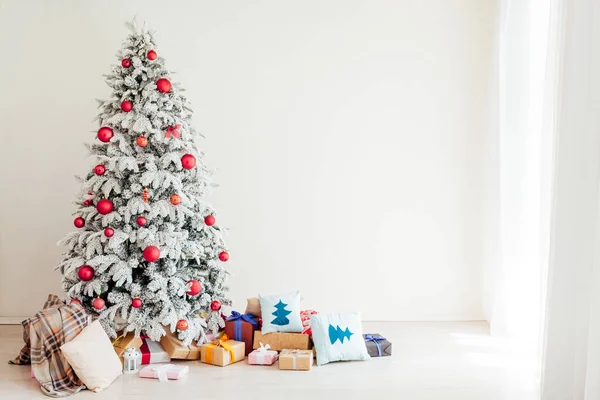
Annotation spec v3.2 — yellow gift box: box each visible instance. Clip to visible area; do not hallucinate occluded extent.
[199,334,245,367]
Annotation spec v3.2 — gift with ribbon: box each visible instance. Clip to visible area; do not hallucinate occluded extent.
[363,333,392,357]
[112,333,143,367]
[139,335,170,364]
[159,328,201,360]
[139,364,189,382]
[278,349,313,371]
[248,342,278,365]
[224,311,260,356]
[253,330,312,351]
[199,334,246,367]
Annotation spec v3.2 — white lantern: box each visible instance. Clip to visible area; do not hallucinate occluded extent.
[122,346,142,374]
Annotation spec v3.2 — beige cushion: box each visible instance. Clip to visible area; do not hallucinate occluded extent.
[61,320,122,392]
[245,297,262,317]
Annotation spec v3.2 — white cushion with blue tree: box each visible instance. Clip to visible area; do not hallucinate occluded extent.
[310,312,370,366]
[259,291,303,334]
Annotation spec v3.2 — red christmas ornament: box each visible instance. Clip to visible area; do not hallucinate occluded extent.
[92,298,105,310]
[136,216,147,226]
[136,136,148,147]
[96,199,113,215]
[218,251,229,262]
[170,194,181,205]
[132,298,143,308]
[156,78,172,93]
[104,227,114,237]
[94,165,106,175]
[176,319,188,331]
[147,50,157,60]
[204,215,215,226]
[83,199,92,206]
[181,154,196,170]
[186,280,202,296]
[74,217,85,228]
[121,58,131,68]
[97,127,113,143]
[210,300,222,311]
[70,298,81,305]
[143,245,160,262]
[78,265,94,281]
[121,100,133,112]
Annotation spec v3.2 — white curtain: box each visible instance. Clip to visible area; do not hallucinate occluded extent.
[488,0,600,398]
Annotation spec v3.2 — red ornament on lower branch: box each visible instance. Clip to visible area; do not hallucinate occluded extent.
[94,165,106,175]
[92,298,105,310]
[143,245,160,262]
[132,298,143,309]
[218,251,229,262]
[181,154,196,170]
[104,227,114,237]
[136,216,147,226]
[78,265,94,281]
[177,319,188,331]
[211,300,222,311]
[121,100,133,112]
[156,78,172,93]
[97,127,113,143]
[96,199,113,215]
[122,59,131,68]
[204,215,215,226]
[74,217,85,228]
[186,280,201,296]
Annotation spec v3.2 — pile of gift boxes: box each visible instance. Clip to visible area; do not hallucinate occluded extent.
[112,296,392,380]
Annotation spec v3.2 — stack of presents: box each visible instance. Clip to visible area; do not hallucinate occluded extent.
[114,290,392,380]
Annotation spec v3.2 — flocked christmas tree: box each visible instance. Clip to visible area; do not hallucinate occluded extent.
[56,21,230,345]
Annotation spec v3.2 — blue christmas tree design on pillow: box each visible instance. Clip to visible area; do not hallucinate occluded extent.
[328,324,354,344]
[271,300,292,326]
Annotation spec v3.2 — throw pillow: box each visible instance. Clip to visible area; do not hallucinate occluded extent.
[310,312,370,366]
[259,291,303,334]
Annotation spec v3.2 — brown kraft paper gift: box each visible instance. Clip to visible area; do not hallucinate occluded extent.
[199,339,245,367]
[160,329,201,360]
[278,349,313,371]
[253,331,312,351]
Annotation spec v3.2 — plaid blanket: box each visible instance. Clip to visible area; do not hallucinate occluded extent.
[9,294,91,397]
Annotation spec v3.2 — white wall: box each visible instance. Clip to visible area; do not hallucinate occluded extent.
[0,0,495,321]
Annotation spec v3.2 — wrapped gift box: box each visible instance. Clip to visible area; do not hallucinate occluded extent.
[248,343,278,365]
[224,311,259,356]
[363,333,392,357]
[139,364,189,381]
[300,310,318,337]
[253,331,311,351]
[160,329,201,360]
[140,336,170,364]
[279,349,313,371]
[113,332,143,366]
[199,336,245,367]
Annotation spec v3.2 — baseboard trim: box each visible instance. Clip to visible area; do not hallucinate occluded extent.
[0,317,25,325]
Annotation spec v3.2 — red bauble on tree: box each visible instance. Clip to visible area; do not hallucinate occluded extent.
[96,199,113,215]
[181,154,196,170]
[156,78,172,93]
[78,265,94,281]
[73,217,85,228]
[121,58,131,68]
[132,298,143,309]
[186,280,202,296]
[218,251,229,262]
[147,50,157,60]
[176,319,188,331]
[121,100,133,112]
[143,245,160,262]
[97,127,113,142]
[136,136,148,147]
[170,194,181,205]
[92,298,105,310]
[83,199,92,206]
[94,165,106,175]
[104,227,114,237]
[136,216,147,226]
[211,300,222,311]
[204,215,215,226]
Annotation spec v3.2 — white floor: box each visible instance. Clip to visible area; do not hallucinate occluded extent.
[0,322,539,400]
